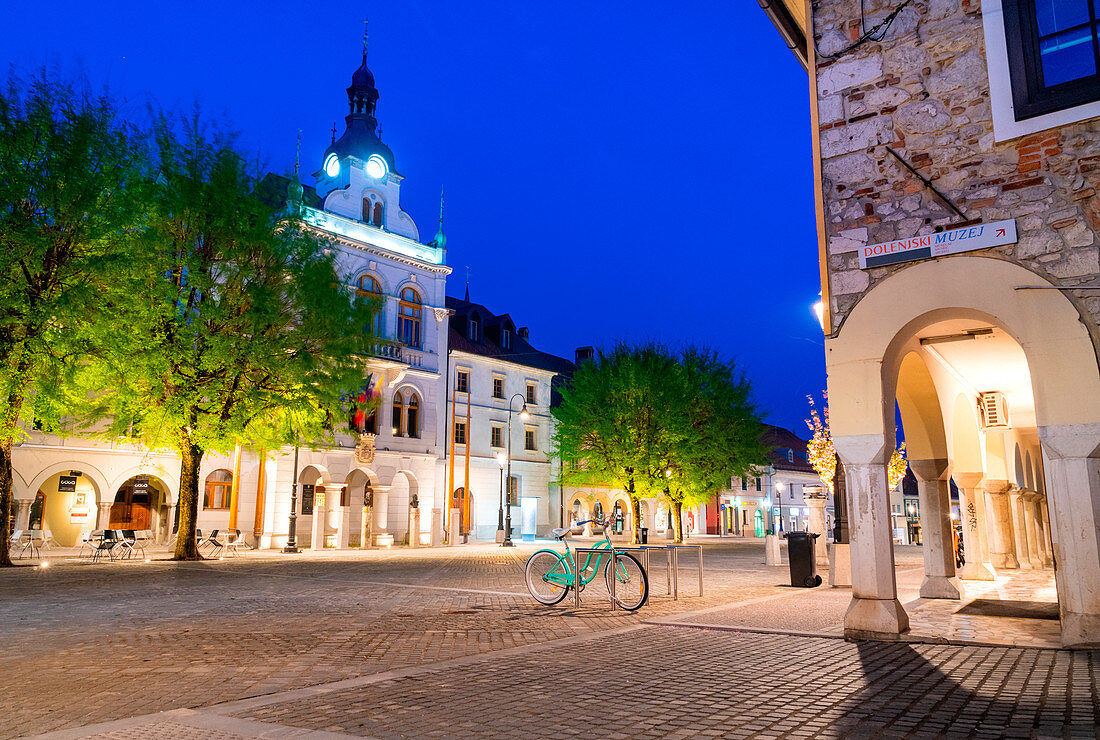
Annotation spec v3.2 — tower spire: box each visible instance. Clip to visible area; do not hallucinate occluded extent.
[294,128,301,174]
[432,186,447,250]
[464,265,470,302]
[362,17,369,60]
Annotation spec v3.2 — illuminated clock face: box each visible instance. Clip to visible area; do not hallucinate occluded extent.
[365,154,388,180]
[324,154,340,178]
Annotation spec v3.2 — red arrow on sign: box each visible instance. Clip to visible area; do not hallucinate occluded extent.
[996,228,1006,236]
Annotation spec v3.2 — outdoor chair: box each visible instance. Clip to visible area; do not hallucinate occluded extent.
[92,530,121,563]
[9,530,25,556]
[41,530,56,549]
[77,530,99,558]
[20,530,44,559]
[222,529,246,556]
[119,530,143,559]
[198,529,223,556]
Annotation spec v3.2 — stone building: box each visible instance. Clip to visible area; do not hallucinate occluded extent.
[761,0,1100,647]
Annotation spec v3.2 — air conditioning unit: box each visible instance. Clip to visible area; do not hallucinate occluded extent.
[978,392,1010,430]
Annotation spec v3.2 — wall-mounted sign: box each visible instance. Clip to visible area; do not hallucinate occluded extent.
[301,484,315,516]
[132,477,150,494]
[70,492,89,523]
[58,476,77,493]
[859,219,1018,269]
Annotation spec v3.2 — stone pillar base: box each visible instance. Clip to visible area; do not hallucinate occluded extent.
[920,575,964,599]
[764,534,782,566]
[844,596,910,639]
[408,509,421,548]
[309,509,326,551]
[374,533,394,548]
[991,552,1019,569]
[958,562,997,581]
[1061,611,1100,649]
[829,543,852,587]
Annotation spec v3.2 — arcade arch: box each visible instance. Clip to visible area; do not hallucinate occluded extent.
[827,255,1100,647]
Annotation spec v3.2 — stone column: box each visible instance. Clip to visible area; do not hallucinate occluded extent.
[334,505,351,549]
[835,434,909,638]
[408,507,421,547]
[1038,423,1100,648]
[448,508,461,546]
[805,493,829,564]
[910,459,964,600]
[985,481,1019,569]
[360,505,372,548]
[1021,492,1044,569]
[1037,495,1054,567]
[96,501,113,530]
[163,504,177,544]
[374,488,389,536]
[430,507,443,547]
[13,500,31,530]
[953,472,996,580]
[1008,488,1033,569]
[310,492,326,551]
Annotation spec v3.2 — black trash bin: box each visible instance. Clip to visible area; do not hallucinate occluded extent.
[786,531,822,587]
[640,527,649,544]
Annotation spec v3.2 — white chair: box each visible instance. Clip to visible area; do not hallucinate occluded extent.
[77,530,97,558]
[222,529,247,556]
[9,530,25,556]
[41,529,56,549]
[20,530,44,559]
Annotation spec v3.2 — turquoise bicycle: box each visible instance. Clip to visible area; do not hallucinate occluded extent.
[524,517,649,611]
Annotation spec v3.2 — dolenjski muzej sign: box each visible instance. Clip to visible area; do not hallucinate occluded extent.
[859,219,1018,269]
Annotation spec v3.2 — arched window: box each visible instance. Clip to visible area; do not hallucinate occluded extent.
[406,392,420,438]
[356,274,383,335]
[391,391,404,436]
[204,469,233,509]
[398,287,422,347]
[362,195,384,227]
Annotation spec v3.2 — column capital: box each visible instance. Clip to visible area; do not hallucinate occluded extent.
[982,478,1013,495]
[953,472,984,489]
[833,434,887,466]
[909,458,950,482]
[1038,422,1100,459]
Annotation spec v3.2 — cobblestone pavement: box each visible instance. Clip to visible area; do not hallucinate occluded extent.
[5,540,1091,739]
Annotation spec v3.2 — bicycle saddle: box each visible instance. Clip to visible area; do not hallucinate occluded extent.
[551,528,569,540]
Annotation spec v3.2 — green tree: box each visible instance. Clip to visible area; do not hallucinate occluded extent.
[650,347,767,543]
[0,71,146,566]
[78,115,378,559]
[552,343,673,544]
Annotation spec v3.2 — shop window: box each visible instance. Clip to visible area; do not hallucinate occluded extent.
[1004,0,1100,119]
[204,469,233,509]
[29,493,45,530]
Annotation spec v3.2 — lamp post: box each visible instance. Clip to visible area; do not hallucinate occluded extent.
[283,440,301,553]
[503,393,529,547]
[496,452,506,543]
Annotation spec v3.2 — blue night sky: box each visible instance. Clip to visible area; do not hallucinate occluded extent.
[3,1,824,436]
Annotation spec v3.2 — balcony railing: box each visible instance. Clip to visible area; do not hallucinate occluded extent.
[372,342,427,369]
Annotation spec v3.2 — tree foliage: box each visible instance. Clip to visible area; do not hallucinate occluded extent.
[0,70,146,566]
[74,114,378,559]
[553,343,766,544]
[805,391,909,497]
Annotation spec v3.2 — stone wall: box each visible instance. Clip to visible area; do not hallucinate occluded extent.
[812,0,1100,335]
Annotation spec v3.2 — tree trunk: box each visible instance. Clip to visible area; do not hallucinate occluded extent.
[0,437,14,567]
[173,427,204,560]
[672,500,684,544]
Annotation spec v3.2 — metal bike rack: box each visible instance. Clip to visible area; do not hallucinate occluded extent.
[572,547,618,610]
[664,544,704,599]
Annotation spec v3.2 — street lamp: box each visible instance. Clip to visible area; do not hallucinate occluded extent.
[775,481,784,533]
[496,451,507,543]
[503,393,529,547]
[283,439,301,553]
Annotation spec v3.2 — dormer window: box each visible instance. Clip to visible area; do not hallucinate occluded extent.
[787,449,794,463]
[501,328,511,349]
[468,314,480,342]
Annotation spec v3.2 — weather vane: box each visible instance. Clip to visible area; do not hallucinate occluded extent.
[362,17,369,57]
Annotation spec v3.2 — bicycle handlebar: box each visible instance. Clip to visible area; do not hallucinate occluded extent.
[573,517,609,527]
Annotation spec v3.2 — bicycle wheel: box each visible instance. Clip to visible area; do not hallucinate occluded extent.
[604,551,648,611]
[525,550,572,605]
